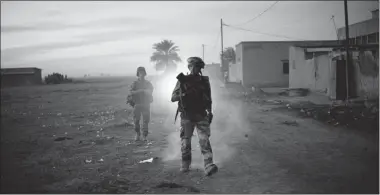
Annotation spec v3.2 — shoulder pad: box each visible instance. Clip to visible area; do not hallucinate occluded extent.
[201,76,209,81]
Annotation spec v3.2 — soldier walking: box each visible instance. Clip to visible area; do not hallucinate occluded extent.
[128,67,154,141]
[171,57,218,176]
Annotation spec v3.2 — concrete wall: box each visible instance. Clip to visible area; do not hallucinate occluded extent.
[241,42,291,87]
[204,64,223,83]
[1,68,42,87]
[329,59,337,99]
[352,50,379,98]
[289,46,331,93]
[1,73,42,87]
[289,47,312,89]
[372,9,379,19]
[229,43,243,83]
[228,63,239,83]
[235,44,243,83]
[291,47,379,100]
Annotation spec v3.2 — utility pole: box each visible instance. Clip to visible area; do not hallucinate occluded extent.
[344,0,350,102]
[220,18,224,64]
[221,18,226,83]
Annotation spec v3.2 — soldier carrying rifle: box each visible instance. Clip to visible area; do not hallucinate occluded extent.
[127,66,154,142]
[171,57,218,176]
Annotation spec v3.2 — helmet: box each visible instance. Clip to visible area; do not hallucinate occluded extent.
[187,57,205,69]
[136,66,147,76]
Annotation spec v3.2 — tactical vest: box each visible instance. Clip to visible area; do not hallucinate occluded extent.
[132,79,153,105]
[178,75,209,120]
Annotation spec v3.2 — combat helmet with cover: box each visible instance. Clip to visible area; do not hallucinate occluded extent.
[187,57,205,69]
[136,66,147,76]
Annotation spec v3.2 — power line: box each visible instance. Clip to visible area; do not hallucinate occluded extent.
[330,15,339,40]
[224,24,309,41]
[232,1,279,27]
[211,30,220,51]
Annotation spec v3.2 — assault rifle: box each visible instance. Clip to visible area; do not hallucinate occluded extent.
[174,73,186,123]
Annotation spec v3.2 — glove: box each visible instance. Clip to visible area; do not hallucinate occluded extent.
[207,112,213,124]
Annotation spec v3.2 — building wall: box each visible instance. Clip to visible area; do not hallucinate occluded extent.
[35,69,42,84]
[235,44,243,83]
[352,50,379,98]
[1,74,39,87]
[204,63,223,83]
[337,17,379,44]
[1,69,42,87]
[241,42,291,87]
[289,46,331,93]
[290,47,310,89]
[228,63,239,83]
[372,9,379,19]
[290,47,379,100]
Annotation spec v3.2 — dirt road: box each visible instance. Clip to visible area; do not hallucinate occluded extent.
[1,77,378,193]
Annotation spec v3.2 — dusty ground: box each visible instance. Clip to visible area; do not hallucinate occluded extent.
[1,77,379,194]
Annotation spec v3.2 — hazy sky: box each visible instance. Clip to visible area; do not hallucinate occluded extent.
[1,1,378,77]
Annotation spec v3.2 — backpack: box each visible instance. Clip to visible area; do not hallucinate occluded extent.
[178,75,209,117]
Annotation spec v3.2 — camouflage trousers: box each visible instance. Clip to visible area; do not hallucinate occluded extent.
[180,117,214,169]
[133,104,150,137]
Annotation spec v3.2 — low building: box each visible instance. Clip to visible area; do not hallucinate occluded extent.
[204,62,222,79]
[289,44,379,100]
[231,40,338,88]
[337,9,379,45]
[1,67,42,87]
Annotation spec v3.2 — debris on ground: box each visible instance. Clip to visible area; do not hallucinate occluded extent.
[265,100,283,104]
[279,88,310,97]
[251,86,265,93]
[125,122,134,127]
[274,99,379,131]
[85,159,92,164]
[281,121,299,126]
[155,182,200,193]
[139,158,153,163]
[54,137,73,141]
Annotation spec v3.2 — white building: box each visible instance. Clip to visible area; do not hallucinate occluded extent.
[229,41,337,88]
[289,44,379,100]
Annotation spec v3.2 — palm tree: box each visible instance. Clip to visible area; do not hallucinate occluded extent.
[150,40,182,74]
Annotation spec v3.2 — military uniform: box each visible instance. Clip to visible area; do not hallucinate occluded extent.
[171,57,218,176]
[129,77,154,140]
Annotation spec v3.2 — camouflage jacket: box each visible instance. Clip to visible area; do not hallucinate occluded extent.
[171,75,212,120]
[128,78,154,106]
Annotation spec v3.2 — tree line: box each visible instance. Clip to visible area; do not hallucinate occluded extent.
[150,39,236,73]
[43,40,236,83]
[44,73,72,84]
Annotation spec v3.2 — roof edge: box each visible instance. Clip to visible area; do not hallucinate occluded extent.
[239,40,338,44]
[1,67,42,70]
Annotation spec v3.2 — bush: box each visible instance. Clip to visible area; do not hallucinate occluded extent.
[44,73,73,84]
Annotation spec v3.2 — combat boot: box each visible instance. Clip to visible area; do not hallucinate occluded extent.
[180,161,190,173]
[142,135,148,142]
[204,164,218,176]
[135,133,141,141]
